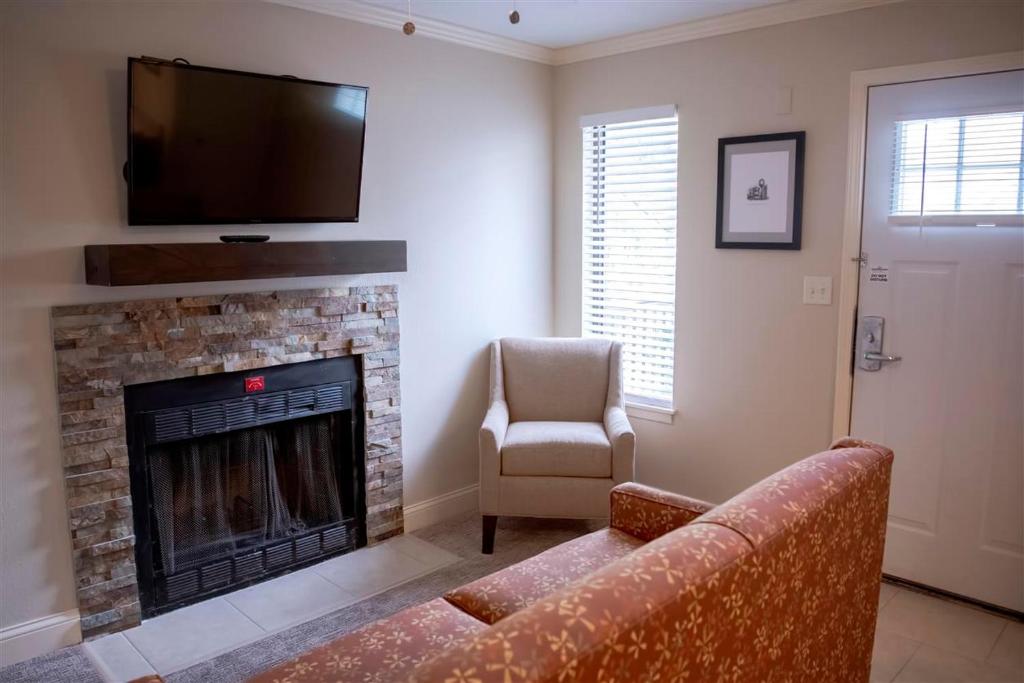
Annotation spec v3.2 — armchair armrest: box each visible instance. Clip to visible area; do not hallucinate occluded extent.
[604,405,635,483]
[480,400,509,455]
[610,482,715,541]
[478,400,509,516]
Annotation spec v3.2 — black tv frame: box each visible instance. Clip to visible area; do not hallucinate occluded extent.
[126,57,368,226]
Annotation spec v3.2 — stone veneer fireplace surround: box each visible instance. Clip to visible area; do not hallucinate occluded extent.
[50,286,403,639]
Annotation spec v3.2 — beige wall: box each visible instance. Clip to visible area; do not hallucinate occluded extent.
[0,0,553,635]
[552,1,1023,503]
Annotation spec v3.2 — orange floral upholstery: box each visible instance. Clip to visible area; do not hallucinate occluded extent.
[444,527,644,624]
[247,598,487,683]
[698,437,893,547]
[410,440,893,683]
[409,523,751,683]
[248,440,893,683]
[609,481,715,541]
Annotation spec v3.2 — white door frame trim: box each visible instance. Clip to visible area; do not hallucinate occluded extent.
[831,51,1024,441]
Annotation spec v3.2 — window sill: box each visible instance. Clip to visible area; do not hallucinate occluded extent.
[625,402,676,425]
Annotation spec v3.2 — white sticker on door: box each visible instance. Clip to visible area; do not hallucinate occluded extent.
[869,266,888,283]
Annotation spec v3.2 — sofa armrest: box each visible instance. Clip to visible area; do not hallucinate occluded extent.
[604,405,635,483]
[610,482,714,541]
[479,400,509,516]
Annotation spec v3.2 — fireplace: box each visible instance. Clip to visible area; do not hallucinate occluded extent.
[125,358,366,617]
[50,286,403,638]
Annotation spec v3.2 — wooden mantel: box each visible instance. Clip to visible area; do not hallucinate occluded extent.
[84,241,407,286]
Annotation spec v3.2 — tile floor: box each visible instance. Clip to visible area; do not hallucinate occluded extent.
[871,582,1023,682]
[82,534,458,681]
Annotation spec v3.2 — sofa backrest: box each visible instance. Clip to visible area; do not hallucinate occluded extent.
[499,337,615,423]
[408,440,893,683]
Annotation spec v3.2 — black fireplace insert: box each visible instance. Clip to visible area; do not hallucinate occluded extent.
[125,357,366,617]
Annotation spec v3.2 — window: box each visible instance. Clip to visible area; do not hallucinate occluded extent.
[581,106,678,408]
[890,110,1024,226]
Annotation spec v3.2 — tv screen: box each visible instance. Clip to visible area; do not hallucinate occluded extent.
[127,58,367,225]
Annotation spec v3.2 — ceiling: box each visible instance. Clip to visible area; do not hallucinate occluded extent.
[356,0,789,49]
[273,0,899,64]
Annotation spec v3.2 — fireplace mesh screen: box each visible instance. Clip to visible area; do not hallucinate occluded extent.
[148,414,344,575]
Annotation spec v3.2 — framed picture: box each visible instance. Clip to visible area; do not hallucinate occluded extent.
[716,131,805,250]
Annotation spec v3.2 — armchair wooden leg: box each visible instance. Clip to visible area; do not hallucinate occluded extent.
[482,515,498,554]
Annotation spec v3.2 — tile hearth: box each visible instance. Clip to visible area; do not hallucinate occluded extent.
[50,286,404,639]
[83,534,458,680]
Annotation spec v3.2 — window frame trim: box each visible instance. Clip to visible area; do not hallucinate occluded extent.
[625,400,676,425]
[887,213,1024,227]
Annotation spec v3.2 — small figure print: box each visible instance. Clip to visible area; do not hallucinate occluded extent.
[747,178,769,201]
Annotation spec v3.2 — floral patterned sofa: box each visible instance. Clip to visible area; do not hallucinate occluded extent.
[247,437,893,683]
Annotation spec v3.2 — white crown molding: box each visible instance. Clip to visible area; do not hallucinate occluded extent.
[267,0,555,64]
[267,0,905,67]
[551,0,905,65]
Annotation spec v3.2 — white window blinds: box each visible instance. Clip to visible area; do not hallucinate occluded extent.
[890,110,1024,226]
[582,107,678,407]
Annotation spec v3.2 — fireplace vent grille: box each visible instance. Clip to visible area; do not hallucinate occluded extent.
[158,523,356,606]
[147,381,352,444]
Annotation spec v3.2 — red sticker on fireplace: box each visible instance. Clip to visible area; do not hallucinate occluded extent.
[244,376,265,393]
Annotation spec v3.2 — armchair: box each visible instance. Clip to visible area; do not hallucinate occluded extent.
[479,337,635,553]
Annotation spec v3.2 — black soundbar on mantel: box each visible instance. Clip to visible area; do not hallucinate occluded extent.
[83,241,407,286]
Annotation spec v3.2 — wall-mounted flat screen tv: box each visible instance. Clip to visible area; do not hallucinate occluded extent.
[127,58,367,225]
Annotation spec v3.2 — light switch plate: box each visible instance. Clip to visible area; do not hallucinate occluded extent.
[803,275,832,305]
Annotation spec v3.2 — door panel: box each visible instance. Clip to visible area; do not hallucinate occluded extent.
[981,265,1023,555]
[883,262,956,535]
[850,69,1024,611]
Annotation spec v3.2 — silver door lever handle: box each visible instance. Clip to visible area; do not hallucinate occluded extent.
[864,352,902,363]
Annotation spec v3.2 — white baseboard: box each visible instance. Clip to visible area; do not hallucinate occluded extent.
[0,609,81,668]
[404,483,479,532]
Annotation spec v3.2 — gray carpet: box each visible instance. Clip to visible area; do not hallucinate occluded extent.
[0,513,601,683]
[0,647,104,683]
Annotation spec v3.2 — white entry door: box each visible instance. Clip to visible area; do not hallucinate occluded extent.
[850,69,1024,612]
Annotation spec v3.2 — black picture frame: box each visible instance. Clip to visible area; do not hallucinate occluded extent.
[715,131,805,250]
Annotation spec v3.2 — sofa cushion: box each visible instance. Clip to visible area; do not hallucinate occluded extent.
[500,337,612,422]
[247,598,487,683]
[444,527,643,624]
[501,421,611,478]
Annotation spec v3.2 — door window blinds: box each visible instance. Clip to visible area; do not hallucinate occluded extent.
[890,110,1024,226]
[582,106,678,407]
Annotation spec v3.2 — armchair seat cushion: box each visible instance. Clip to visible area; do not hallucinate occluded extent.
[501,421,611,478]
[444,528,643,624]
